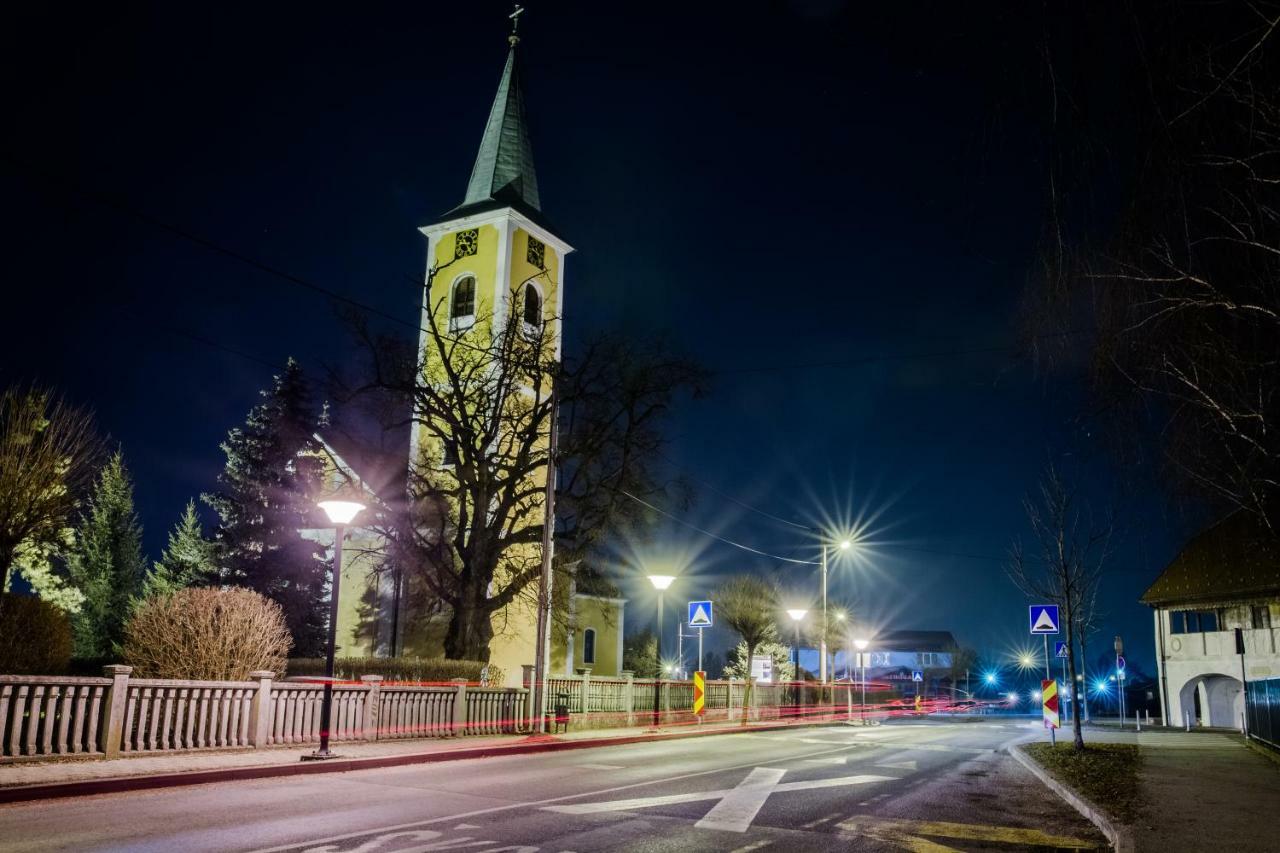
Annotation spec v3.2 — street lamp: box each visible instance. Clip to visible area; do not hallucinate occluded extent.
[854,637,869,721]
[817,537,854,685]
[787,609,807,718]
[305,499,365,760]
[648,575,675,729]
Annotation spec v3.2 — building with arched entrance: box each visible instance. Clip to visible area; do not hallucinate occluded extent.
[1143,511,1280,728]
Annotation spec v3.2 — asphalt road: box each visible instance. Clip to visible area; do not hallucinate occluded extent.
[0,720,1106,852]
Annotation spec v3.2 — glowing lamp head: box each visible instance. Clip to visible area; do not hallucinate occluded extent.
[854,638,869,651]
[648,575,676,591]
[834,611,846,621]
[1020,655,1033,667]
[1094,679,1110,692]
[839,539,852,550]
[786,609,808,622]
[985,673,997,684]
[1007,692,1018,703]
[1031,691,1042,701]
[317,500,365,525]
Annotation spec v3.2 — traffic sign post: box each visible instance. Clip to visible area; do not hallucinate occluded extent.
[1042,678,1059,744]
[693,671,706,718]
[688,601,713,628]
[1029,605,1060,634]
[1055,642,1069,658]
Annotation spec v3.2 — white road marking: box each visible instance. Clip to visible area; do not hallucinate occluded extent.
[874,760,918,771]
[573,764,625,770]
[247,740,870,853]
[453,824,482,830]
[801,756,847,765]
[695,767,787,832]
[728,841,771,853]
[543,768,895,833]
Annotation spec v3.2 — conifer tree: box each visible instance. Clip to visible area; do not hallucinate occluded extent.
[143,500,215,600]
[67,452,147,657]
[203,359,329,657]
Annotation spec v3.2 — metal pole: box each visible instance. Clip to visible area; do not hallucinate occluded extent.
[698,626,704,674]
[861,652,867,722]
[794,621,802,717]
[531,378,560,734]
[820,546,828,684]
[1042,634,1050,680]
[313,523,344,758]
[1061,656,1069,725]
[652,593,663,728]
[677,621,683,680]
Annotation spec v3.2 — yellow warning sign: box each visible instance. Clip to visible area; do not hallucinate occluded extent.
[693,670,706,716]
[1042,678,1060,729]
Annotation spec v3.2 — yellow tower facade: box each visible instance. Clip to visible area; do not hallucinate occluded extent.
[410,36,573,685]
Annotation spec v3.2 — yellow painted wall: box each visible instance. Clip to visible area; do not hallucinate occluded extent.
[569,597,625,676]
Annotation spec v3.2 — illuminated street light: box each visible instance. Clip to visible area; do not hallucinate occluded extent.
[985,672,997,684]
[648,574,676,729]
[1032,690,1042,701]
[787,609,807,716]
[839,539,852,550]
[1007,692,1019,703]
[306,498,366,760]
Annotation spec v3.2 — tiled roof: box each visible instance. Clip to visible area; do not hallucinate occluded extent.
[461,46,540,212]
[1141,510,1280,607]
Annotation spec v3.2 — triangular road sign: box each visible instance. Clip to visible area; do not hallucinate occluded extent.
[1029,604,1060,634]
[688,600,713,627]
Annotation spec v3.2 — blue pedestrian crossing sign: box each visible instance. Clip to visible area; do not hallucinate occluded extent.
[688,600,713,628]
[1055,641,1069,658]
[912,671,923,682]
[1029,604,1060,635]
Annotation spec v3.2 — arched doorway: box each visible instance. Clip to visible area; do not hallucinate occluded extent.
[1178,673,1244,728]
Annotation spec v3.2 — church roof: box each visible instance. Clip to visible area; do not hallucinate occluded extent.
[1141,509,1280,607]
[460,45,540,213]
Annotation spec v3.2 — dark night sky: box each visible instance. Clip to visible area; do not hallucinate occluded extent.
[2,2,1186,673]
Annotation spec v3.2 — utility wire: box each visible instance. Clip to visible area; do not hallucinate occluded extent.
[618,488,820,565]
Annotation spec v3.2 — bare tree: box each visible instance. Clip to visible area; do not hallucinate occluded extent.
[337,267,704,662]
[715,575,780,724]
[1007,466,1112,750]
[0,386,103,593]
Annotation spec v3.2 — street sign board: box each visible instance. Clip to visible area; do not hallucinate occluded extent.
[1042,679,1060,729]
[1029,604,1060,635]
[692,671,706,716]
[1055,641,1069,658]
[912,670,923,682]
[688,601,713,628]
[1116,655,1126,672]
[750,655,773,683]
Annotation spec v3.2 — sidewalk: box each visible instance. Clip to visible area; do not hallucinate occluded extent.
[1082,726,1279,852]
[0,716,822,801]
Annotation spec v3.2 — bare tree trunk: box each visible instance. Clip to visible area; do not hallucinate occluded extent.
[443,596,495,662]
[741,642,756,726]
[1065,609,1084,750]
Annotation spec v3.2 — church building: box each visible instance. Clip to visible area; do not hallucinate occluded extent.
[308,21,625,686]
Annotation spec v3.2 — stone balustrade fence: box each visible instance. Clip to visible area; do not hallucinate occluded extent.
[0,667,528,762]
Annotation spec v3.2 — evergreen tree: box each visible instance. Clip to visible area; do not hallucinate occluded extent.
[143,500,215,600]
[66,452,146,657]
[203,359,329,657]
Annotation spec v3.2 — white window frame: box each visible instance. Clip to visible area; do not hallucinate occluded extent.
[449,273,477,331]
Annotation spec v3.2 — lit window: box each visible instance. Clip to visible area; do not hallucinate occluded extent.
[451,276,476,327]
[522,284,542,329]
[583,628,596,665]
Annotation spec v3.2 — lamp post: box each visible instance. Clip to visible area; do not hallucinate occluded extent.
[648,575,675,729]
[854,637,869,722]
[305,499,365,760]
[818,538,852,684]
[787,609,807,717]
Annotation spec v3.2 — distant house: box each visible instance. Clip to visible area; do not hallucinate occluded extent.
[840,630,958,694]
[1142,511,1280,728]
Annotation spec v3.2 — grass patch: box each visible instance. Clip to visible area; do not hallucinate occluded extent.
[1023,741,1144,823]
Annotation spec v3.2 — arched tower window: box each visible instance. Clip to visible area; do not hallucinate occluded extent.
[451,275,476,328]
[522,283,542,330]
[582,628,596,666]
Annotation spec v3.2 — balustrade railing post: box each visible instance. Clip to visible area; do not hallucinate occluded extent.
[360,675,383,741]
[248,670,274,748]
[521,664,536,731]
[621,671,634,727]
[99,665,132,758]
[451,678,468,737]
[578,668,591,716]
[728,678,737,722]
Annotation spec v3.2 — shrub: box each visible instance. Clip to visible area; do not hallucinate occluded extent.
[0,592,73,674]
[122,586,292,680]
[286,655,493,684]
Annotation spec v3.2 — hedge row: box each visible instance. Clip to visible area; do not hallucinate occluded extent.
[286,656,493,684]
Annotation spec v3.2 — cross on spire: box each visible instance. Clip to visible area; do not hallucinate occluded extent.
[508,4,525,46]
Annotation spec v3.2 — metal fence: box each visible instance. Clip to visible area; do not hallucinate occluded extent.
[1245,676,1280,751]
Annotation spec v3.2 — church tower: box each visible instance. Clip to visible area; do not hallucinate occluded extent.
[410,19,573,683]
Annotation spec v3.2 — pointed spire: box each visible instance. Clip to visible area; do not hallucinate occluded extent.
[461,17,540,212]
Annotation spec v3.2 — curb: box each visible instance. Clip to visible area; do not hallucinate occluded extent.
[1006,743,1134,853]
[0,717,836,806]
